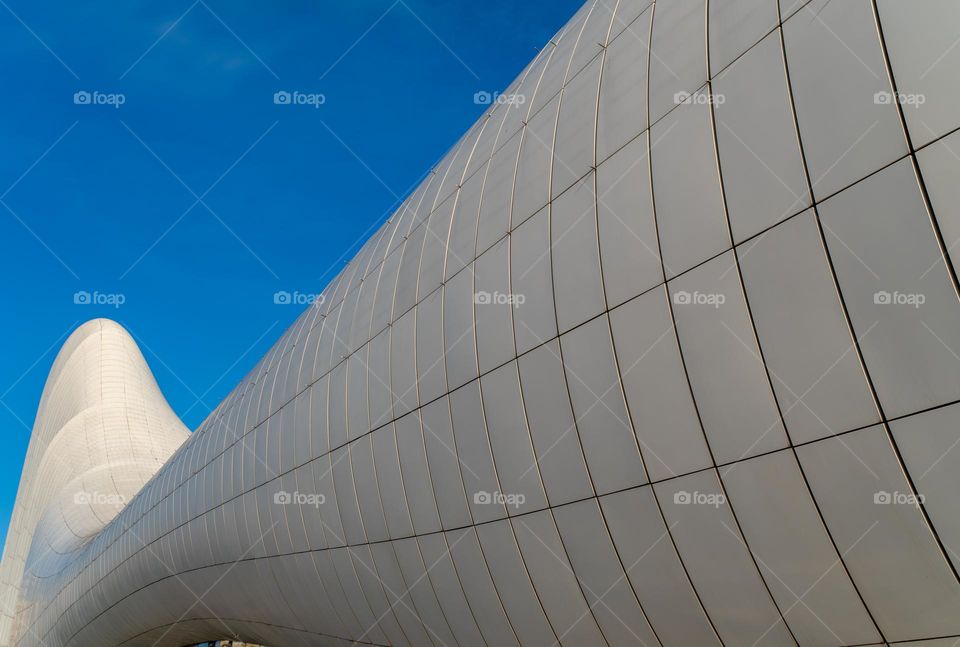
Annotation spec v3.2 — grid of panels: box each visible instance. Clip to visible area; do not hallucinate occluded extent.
[6,0,960,645]
[0,320,191,646]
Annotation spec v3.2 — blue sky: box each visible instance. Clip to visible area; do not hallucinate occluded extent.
[0,0,584,548]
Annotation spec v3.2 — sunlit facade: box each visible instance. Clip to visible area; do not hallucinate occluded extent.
[4,0,960,645]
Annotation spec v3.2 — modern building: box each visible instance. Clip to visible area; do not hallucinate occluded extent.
[3,0,960,645]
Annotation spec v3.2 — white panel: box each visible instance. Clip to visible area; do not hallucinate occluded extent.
[569,0,612,76]
[415,286,446,405]
[394,411,441,534]
[597,132,662,306]
[651,93,729,278]
[419,196,454,300]
[392,539,466,646]
[559,315,647,494]
[720,450,882,645]
[390,307,418,418]
[393,221,427,320]
[313,456,346,549]
[553,499,661,646]
[346,351,368,441]
[708,0,777,75]
[510,208,558,354]
[474,521,556,645]
[877,0,960,146]
[531,7,588,116]
[327,362,348,450]
[449,381,505,524]
[478,132,521,254]
[512,510,607,646]
[370,246,402,335]
[516,340,594,505]
[648,0,707,123]
[551,173,606,332]
[797,425,960,641]
[474,237,517,373]
[370,425,413,539]
[443,266,479,391]
[350,435,388,543]
[783,0,906,199]
[331,446,365,545]
[597,5,651,161]
[512,96,559,230]
[351,548,408,647]
[553,56,601,197]
[820,159,960,418]
[670,252,789,463]
[600,487,722,646]
[610,0,654,42]
[368,543,434,646]
[739,211,879,443]
[420,397,472,529]
[891,403,960,574]
[366,329,392,431]
[714,30,810,242]
[480,362,548,514]
[917,129,960,276]
[610,287,712,480]
[415,534,487,647]
[447,163,484,280]
[500,53,548,145]
[445,528,521,647]
[656,470,795,646]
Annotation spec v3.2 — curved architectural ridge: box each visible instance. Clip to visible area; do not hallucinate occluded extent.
[0,320,190,645]
[6,0,960,645]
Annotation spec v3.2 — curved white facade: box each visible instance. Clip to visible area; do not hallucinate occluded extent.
[5,0,960,645]
[0,320,190,645]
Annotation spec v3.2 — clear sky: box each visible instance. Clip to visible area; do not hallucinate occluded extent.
[0,0,584,549]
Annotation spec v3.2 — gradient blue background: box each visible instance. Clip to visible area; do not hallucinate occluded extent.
[0,0,583,548]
